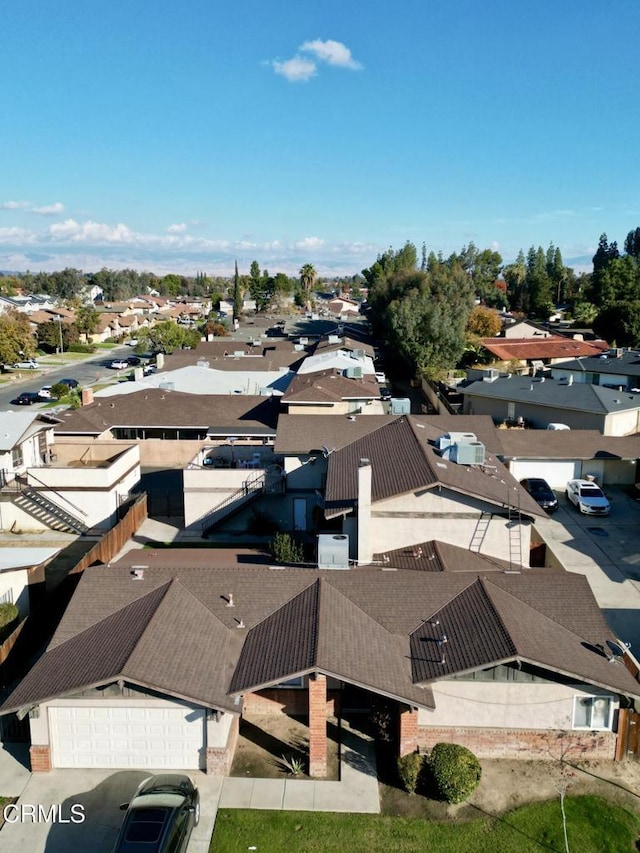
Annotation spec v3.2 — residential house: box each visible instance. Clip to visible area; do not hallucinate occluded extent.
[326,296,361,316]
[551,348,640,391]
[498,429,640,489]
[461,374,640,435]
[0,411,55,487]
[0,548,59,616]
[52,389,280,467]
[1,441,141,534]
[479,335,609,371]
[2,550,638,773]
[297,347,376,377]
[322,415,544,565]
[281,369,384,416]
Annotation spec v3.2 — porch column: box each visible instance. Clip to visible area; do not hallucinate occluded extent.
[309,673,327,777]
[399,706,419,756]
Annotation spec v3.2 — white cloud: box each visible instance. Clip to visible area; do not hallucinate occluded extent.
[1,200,30,210]
[48,219,136,243]
[0,226,33,243]
[300,39,362,70]
[294,236,325,249]
[272,56,317,82]
[31,202,65,215]
[167,223,187,233]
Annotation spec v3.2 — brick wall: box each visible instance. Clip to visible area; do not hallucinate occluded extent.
[206,715,240,775]
[30,745,51,772]
[417,726,617,760]
[242,688,339,717]
[308,674,327,778]
[399,707,419,756]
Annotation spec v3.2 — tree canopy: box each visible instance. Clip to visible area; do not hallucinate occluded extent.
[0,310,35,366]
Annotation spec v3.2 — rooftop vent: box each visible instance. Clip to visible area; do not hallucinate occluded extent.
[130,566,147,580]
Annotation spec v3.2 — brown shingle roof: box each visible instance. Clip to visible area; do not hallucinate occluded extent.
[498,429,640,461]
[3,558,637,716]
[324,416,543,518]
[282,369,380,404]
[53,389,280,434]
[374,540,512,572]
[275,414,395,453]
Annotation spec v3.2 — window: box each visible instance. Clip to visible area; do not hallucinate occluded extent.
[11,446,23,469]
[573,695,614,730]
[274,676,304,688]
[0,589,13,605]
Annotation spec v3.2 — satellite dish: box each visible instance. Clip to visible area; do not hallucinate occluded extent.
[606,639,630,657]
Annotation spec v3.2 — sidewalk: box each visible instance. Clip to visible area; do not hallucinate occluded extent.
[218,724,380,814]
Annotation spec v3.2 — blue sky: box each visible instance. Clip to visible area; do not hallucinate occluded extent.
[1,0,638,277]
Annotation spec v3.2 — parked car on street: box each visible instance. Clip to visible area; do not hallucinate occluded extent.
[14,392,42,405]
[39,385,53,399]
[566,479,610,515]
[12,359,39,369]
[519,477,558,514]
[58,377,79,389]
[113,774,199,853]
[126,356,142,366]
[110,359,129,370]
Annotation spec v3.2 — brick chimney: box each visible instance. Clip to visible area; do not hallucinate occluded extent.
[81,387,94,406]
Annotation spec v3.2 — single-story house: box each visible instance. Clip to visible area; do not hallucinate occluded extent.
[2,550,638,774]
[461,375,640,435]
[498,430,640,489]
[479,336,609,369]
[52,389,281,467]
[551,348,640,391]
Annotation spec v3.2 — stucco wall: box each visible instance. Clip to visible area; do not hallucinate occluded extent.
[463,396,608,431]
[283,456,327,490]
[183,468,262,527]
[0,568,29,615]
[419,681,616,730]
[366,489,531,565]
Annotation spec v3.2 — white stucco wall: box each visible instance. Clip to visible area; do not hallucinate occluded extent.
[183,468,264,527]
[0,568,29,614]
[283,455,327,490]
[365,489,531,566]
[418,681,618,730]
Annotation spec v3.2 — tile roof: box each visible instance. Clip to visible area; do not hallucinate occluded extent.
[52,389,280,434]
[3,558,637,716]
[481,336,609,361]
[324,416,544,518]
[461,376,640,414]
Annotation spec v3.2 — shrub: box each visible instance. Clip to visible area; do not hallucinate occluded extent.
[428,742,482,804]
[270,532,304,564]
[67,342,96,353]
[0,602,19,630]
[397,751,423,794]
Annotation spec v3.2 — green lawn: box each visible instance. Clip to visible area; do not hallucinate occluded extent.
[210,796,639,853]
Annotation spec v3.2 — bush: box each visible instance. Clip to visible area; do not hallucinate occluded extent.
[397,752,424,794]
[428,742,482,804]
[67,342,96,353]
[0,602,19,630]
[270,532,304,564]
[51,382,71,399]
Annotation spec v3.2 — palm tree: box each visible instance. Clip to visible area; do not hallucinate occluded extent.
[299,263,317,311]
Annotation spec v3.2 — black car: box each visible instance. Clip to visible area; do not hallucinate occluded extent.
[113,774,199,853]
[520,477,558,513]
[59,378,79,389]
[14,392,41,406]
[126,356,142,366]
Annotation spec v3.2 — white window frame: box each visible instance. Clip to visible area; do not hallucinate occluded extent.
[572,695,614,731]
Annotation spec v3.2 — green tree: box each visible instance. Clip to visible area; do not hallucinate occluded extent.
[0,310,35,366]
[137,320,197,354]
[75,305,100,342]
[299,263,317,310]
[624,227,640,258]
[503,250,527,312]
[36,320,79,353]
[593,300,640,347]
[232,261,243,320]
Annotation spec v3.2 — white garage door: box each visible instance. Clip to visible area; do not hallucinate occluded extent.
[49,706,204,769]
[510,460,580,490]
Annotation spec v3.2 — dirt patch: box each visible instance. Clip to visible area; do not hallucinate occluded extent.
[231,714,340,781]
[380,754,640,819]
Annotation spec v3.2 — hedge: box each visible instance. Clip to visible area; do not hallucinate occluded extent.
[429,742,482,804]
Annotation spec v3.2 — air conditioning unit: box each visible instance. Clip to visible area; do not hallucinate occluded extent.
[354,348,365,359]
[346,366,362,379]
[451,441,486,465]
[482,368,499,382]
[317,534,350,569]
[609,348,624,358]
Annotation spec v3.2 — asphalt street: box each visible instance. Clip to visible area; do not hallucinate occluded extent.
[0,347,132,411]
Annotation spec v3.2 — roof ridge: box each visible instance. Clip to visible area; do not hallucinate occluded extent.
[50,579,173,652]
[319,576,398,640]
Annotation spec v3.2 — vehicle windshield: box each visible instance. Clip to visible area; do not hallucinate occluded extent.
[579,486,604,498]
[529,482,550,494]
[126,808,167,843]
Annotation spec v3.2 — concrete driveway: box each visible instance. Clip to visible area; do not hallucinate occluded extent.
[535,485,640,649]
[0,768,222,853]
